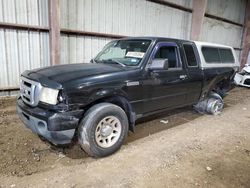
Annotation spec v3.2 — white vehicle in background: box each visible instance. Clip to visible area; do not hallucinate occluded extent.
[234,64,250,87]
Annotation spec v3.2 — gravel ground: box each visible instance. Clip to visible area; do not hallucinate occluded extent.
[0,87,250,188]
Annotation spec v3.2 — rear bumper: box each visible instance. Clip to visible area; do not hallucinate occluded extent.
[17,98,84,145]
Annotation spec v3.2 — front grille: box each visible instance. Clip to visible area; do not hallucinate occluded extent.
[20,77,42,106]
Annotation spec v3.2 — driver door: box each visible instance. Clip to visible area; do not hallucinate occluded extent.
[143,42,188,113]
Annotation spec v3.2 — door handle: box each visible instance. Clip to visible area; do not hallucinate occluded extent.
[179,75,187,80]
[150,71,159,77]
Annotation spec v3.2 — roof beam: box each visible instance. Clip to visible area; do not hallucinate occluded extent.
[60,29,126,39]
[0,22,49,32]
[146,0,192,13]
[205,13,243,27]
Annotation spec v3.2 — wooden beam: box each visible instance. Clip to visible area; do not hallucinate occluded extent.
[191,0,207,41]
[61,28,127,39]
[0,22,126,39]
[241,1,250,68]
[234,47,242,51]
[205,13,243,27]
[0,22,49,32]
[0,87,19,92]
[146,0,192,13]
[49,0,60,66]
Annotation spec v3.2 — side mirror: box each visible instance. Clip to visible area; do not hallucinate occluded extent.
[148,59,169,70]
[90,59,96,63]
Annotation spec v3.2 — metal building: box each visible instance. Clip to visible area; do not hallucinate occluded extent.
[0,0,249,96]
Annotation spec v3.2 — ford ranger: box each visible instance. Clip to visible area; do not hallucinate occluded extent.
[17,37,239,157]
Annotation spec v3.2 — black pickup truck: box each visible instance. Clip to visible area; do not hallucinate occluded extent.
[17,37,239,157]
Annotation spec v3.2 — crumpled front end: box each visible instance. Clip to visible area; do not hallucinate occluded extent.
[17,97,84,145]
[234,66,250,88]
[17,75,84,145]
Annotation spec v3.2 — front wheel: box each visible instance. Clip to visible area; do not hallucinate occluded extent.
[78,103,129,157]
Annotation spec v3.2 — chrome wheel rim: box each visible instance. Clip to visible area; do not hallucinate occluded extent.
[212,100,223,115]
[95,116,122,148]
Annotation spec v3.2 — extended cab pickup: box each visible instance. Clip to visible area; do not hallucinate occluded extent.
[17,37,239,157]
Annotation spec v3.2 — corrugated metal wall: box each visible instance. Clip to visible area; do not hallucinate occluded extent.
[201,0,247,60]
[60,0,192,64]
[162,0,193,8]
[0,0,50,96]
[206,0,246,24]
[60,0,246,64]
[201,17,243,59]
[60,35,112,64]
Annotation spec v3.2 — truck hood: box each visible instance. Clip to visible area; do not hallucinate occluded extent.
[22,63,126,88]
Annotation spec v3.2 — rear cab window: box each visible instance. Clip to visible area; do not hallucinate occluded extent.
[183,44,198,67]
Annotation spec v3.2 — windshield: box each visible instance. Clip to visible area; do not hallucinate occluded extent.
[94,39,151,66]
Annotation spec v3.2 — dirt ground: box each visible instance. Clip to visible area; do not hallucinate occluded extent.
[0,87,250,188]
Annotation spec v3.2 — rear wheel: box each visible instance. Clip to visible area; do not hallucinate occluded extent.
[78,103,129,157]
[194,92,224,115]
[207,92,224,115]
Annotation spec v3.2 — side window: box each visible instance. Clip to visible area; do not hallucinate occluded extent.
[219,48,234,63]
[183,44,198,66]
[154,46,180,68]
[202,47,235,64]
[202,47,220,63]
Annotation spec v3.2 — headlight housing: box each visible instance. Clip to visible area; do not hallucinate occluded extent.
[39,87,59,105]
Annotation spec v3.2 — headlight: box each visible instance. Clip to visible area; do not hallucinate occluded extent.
[39,87,59,105]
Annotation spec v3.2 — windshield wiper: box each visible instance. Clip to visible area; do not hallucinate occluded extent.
[101,59,126,67]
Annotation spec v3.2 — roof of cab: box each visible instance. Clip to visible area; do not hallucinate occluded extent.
[118,37,234,49]
[119,36,192,43]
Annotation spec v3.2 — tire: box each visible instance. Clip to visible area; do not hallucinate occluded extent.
[206,92,224,115]
[193,92,224,115]
[78,102,129,157]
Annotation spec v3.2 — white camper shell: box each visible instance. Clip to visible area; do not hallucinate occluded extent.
[194,41,239,69]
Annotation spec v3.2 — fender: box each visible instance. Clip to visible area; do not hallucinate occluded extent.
[201,68,234,99]
[105,96,136,132]
[86,88,136,132]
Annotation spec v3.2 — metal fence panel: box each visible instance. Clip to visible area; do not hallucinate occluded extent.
[17,30,30,75]
[38,0,49,27]
[5,29,19,87]
[0,0,3,21]
[60,35,112,64]
[59,0,192,64]
[40,32,50,67]
[1,0,49,26]
[201,17,243,48]
[0,29,8,88]
[0,0,50,92]
[235,50,241,61]
[60,0,192,39]
[163,0,193,8]
[206,0,246,24]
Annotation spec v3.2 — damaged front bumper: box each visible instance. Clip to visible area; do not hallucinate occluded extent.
[17,98,84,145]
